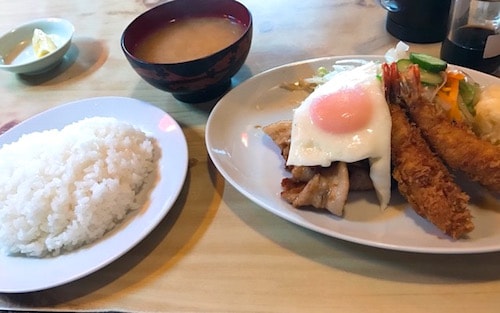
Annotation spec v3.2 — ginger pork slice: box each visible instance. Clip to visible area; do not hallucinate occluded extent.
[262,121,373,189]
[263,120,371,216]
[281,161,349,216]
[263,121,292,161]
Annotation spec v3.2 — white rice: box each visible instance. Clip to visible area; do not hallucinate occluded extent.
[0,117,155,257]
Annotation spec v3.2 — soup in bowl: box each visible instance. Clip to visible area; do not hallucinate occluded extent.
[121,0,252,103]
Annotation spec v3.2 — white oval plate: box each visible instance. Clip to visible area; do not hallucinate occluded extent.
[206,56,500,254]
[0,96,188,292]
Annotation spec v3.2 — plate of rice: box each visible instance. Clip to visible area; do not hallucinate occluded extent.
[0,96,188,292]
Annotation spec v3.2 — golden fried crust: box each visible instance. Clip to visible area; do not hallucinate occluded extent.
[406,97,500,193]
[390,103,473,239]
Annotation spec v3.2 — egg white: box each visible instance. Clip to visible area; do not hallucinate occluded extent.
[287,62,392,208]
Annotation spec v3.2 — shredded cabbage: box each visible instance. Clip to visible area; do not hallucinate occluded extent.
[384,41,409,63]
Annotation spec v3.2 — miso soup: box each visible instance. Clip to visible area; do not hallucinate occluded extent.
[134,16,246,63]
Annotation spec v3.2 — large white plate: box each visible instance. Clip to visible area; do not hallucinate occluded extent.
[0,96,188,292]
[206,56,500,254]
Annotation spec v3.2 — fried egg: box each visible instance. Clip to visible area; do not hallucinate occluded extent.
[287,62,392,208]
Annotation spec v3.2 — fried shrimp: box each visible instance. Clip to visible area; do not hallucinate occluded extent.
[383,63,474,239]
[397,64,500,193]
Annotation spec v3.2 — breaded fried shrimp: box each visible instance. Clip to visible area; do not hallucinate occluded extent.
[383,63,474,238]
[399,65,500,193]
[390,103,473,238]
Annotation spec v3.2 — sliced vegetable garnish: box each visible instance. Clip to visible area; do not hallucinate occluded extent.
[437,71,466,121]
[396,59,413,72]
[459,79,480,116]
[317,66,328,77]
[409,53,448,73]
[419,70,444,86]
[396,58,443,85]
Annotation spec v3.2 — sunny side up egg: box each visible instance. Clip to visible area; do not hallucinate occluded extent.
[287,62,392,209]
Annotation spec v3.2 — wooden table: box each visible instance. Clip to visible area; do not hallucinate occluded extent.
[1,1,500,312]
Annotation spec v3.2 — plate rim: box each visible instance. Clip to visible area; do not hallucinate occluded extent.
[206,55,500,255]
[0,96,188,292]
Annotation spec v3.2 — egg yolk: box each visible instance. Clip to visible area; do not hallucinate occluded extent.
[309,86,373,134]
